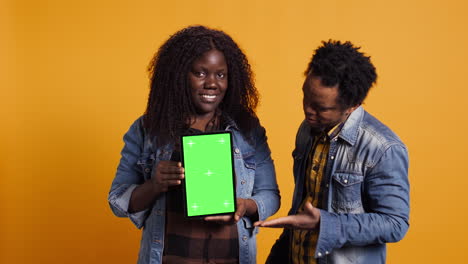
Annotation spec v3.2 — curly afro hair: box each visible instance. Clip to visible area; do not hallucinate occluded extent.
[305,40,377,109]
[144,25,259,146]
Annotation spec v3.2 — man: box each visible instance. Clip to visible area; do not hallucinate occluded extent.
[256,40,409,263]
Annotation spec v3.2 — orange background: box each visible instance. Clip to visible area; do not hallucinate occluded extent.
[2,0,468,263]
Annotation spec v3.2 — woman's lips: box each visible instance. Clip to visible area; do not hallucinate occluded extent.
[200,94,218,103]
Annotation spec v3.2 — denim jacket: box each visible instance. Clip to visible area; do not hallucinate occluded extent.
[108,116,280,264]
[268,106,409,264]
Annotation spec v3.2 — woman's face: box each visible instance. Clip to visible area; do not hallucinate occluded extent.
[188,49,228,118]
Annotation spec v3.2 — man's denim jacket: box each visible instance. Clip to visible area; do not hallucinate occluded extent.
[108,116,280,264]
[269,106,409,264]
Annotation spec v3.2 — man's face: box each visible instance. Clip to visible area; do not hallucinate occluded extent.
[302,75,357,132]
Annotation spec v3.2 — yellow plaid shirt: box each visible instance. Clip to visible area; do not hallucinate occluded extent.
[291,124,342,264]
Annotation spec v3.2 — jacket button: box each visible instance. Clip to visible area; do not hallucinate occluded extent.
[241,180,246,185]
[317,252,322,257]
[330,156,335,160]
[242,235,247,241]
[235,148,240,154]
[145,168,150,173]
[344,179,348,184]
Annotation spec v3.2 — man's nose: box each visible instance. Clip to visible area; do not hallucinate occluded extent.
[304,105,317,115]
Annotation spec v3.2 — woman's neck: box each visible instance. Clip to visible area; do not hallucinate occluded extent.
[190,112,217,132]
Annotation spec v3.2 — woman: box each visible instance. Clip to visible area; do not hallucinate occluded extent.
[108,25,280,264]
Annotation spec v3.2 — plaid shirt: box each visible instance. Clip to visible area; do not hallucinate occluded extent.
[291,124,342,264]
[163,187,239,264]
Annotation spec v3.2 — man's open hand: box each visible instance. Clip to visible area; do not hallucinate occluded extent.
[254,201,320,230]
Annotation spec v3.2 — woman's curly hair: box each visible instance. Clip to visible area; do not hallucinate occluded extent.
[144,25,259,146]
[305,40,377,109]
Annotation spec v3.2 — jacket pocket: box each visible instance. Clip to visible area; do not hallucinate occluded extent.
[331,173,365,213]
[234,150,256,196]
[137,152,155,181]
[243,152,256,194]
[243,151,256,170]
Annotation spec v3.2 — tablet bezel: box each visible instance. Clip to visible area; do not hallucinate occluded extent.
[180,131,237,218]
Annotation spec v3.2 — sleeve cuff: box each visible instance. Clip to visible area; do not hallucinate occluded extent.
[315,210,341,258]
[110,184,149,229]
[113,184,138,213]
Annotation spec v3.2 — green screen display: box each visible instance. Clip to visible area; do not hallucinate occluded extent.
[181,132,236,217]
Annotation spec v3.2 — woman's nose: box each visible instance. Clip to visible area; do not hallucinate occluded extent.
[204,75,217,89]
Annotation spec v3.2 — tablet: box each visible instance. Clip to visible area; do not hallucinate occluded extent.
[181,132,236,218]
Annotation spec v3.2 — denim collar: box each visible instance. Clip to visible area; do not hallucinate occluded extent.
[337,106,364,146]
[223,114,240,131]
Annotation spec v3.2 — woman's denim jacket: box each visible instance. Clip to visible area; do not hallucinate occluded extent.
[269,107,409,264]
[108,116,280,264]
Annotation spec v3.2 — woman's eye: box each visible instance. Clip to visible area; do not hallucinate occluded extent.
[194,71,205,77]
